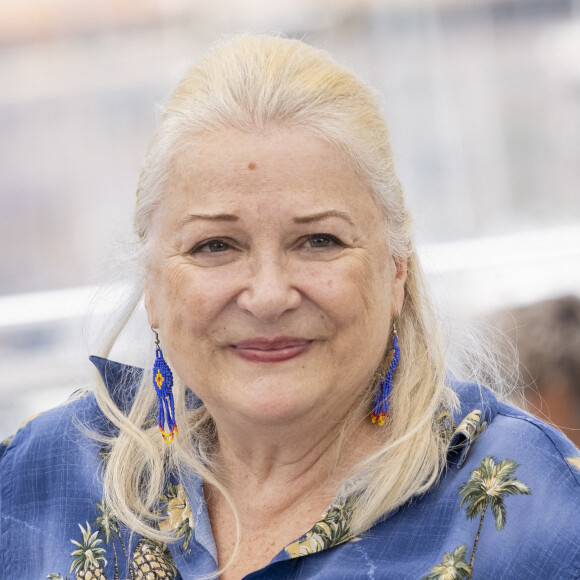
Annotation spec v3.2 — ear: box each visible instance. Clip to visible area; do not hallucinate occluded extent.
[391,257,407,317]
[144,276,160,330]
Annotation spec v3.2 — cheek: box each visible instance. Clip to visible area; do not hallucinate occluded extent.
[158,260,253,342]
[150,262,210,332]
[305,255,388,327]
[347,252,391,318]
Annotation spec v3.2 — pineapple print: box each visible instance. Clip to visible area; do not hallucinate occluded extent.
[69,522,108,579]
[132,538,177,580]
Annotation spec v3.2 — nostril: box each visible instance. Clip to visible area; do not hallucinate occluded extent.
[235,256,302,320]
[236,285,302,322]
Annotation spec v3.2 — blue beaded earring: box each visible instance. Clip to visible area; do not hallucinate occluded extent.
[371,321,400,426]
[152,329,178,443]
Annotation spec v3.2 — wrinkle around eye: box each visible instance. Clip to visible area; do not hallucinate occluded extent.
[292,235,349,263]
[190,237,238,254]
[306,233,343,249]
[199,240,230,253]
[296,233,346,255]
[185,237,243,267]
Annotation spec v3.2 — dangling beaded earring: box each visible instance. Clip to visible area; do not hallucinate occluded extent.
[371,321,401,426]
[152,328,178,443]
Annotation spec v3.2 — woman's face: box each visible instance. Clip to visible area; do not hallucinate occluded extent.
[145,129,406,428]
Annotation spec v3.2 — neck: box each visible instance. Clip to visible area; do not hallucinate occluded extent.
[203,410,381,577]
[211,409,379,509]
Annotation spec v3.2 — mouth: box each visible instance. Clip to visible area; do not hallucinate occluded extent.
[230,337,313,363]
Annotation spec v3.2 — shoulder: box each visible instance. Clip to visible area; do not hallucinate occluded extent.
[0,355,146,468]
[449,378,579,472]
[0,385,107,496]
[0,356,145,510]
[438,381,580,578]
[453,381,580,490]
[450,379,580,508]
[0,386,104,461]
[494,400,580,481]
[0,388,109,575]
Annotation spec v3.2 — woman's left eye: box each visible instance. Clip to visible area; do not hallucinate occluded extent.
[192,239,232,253]
[305,234,342,249]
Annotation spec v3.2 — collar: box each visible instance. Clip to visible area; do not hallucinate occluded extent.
[447,379,498,467]
[89,355,202,412]
[89,355,143,414]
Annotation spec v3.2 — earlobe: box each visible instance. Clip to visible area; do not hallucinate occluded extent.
[144,278,160,329]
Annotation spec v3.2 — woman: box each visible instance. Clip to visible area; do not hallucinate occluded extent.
[1,35,579,579]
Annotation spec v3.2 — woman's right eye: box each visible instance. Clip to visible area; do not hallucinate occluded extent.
[192,239,231,253]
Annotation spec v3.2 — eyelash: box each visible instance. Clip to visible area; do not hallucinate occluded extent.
[190,233,344,254]
[305,234,343,249]
[191,238,233,253]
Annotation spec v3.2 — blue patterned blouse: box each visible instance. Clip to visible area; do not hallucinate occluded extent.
[1,356,579,579]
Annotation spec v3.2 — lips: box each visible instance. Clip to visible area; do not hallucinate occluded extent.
[230,337,313,363]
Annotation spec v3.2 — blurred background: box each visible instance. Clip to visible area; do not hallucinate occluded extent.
[1,0,579,440]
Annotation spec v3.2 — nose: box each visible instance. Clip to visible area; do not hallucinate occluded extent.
[236,254,302,322]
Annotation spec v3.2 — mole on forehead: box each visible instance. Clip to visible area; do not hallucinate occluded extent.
[247,161,257,170]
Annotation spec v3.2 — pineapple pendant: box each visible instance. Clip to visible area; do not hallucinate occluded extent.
[132,538,177,579]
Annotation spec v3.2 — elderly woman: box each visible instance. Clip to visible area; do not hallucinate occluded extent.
[1,36,579,580]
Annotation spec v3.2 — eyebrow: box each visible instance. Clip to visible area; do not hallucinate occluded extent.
[293,210,354,226]
[177,213,239,230]
[177,209,354,229]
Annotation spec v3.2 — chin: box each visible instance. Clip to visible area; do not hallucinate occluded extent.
[243,395,311,425]
[217,387,318,428]
[201,372,330,427]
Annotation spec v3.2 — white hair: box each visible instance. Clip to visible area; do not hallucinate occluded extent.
[92,34,459,573]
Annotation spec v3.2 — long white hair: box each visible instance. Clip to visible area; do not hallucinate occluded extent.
[93,34,458,565]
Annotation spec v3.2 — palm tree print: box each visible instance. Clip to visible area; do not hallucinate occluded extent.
[421,544,472,580]
[458,456,531,569]
[94,500,134,580]
[424,455,532,579]
[93,502,119,579]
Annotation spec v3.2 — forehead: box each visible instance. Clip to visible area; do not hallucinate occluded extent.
[158,128,382,224]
